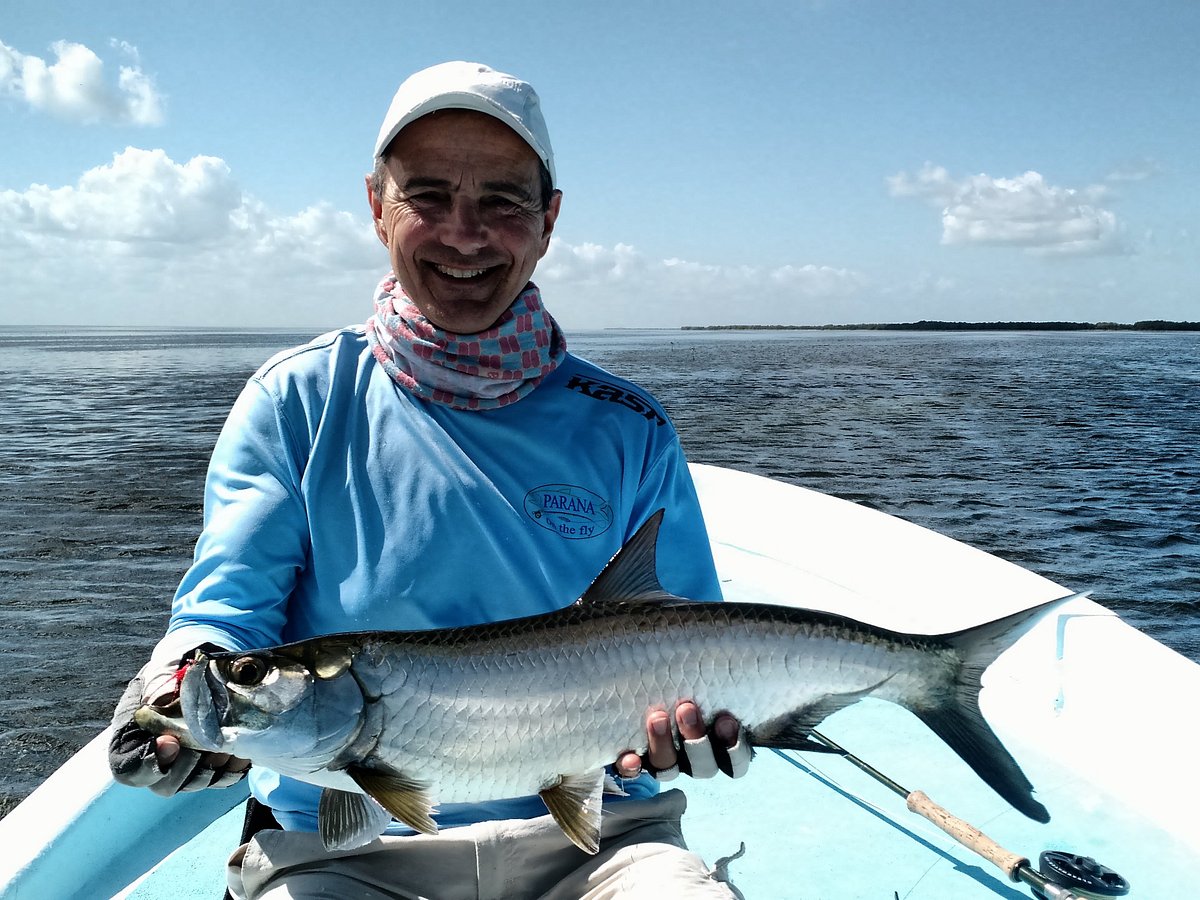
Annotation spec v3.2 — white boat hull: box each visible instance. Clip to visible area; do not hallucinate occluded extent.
[2,464,1195,898]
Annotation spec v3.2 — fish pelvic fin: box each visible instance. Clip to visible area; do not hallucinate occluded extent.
[347,764,439,836]
[317,788,394,851]
[539,770,608,855]
[580,510,682,605]
[918,593,1082,824]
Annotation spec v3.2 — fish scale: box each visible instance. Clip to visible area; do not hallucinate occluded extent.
[176,510,1068,853]
[330,605,952,802]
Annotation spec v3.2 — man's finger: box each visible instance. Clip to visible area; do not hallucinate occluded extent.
[682,734,719,779]
[710,716,753,779]
[614,751,643,779]
[209,768,249,789]
[148,747,204,797]
[209,756,252,788]
[712,714,739,747]
[654,763,680,782]
[645,709,676,772]
[725,732,752,778]
[154,734,181,768]
[675,702,705,741]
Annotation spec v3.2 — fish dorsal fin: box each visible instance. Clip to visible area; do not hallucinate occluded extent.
[347,764,438,836]
[539,770,608,854]
[580,509,680,605]
[317,787,394,851]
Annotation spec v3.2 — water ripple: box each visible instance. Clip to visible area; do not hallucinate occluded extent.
[1,328,1196,817]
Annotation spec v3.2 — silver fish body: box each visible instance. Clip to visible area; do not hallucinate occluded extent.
[180,510,1066,853]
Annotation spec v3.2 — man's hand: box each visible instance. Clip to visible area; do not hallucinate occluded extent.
[108,652,250,796]
[614,701,752,781]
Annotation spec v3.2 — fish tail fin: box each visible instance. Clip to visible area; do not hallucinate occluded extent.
[916,592,1083,823]
[912,703,1049,822]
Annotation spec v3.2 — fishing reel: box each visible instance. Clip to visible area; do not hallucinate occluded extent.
[1032,851,1129,899]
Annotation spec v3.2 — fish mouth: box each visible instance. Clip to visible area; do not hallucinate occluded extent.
[179,658,229,752]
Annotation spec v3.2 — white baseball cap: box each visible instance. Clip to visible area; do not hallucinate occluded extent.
[374,61,555,186]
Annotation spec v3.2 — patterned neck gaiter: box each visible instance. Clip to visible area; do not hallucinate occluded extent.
[365,274,567,411]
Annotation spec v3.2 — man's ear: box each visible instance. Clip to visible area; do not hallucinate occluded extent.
[538,189,563,257]
[365,174,388,246]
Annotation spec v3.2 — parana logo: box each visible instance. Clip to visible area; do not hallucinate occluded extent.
[524,485,613,540]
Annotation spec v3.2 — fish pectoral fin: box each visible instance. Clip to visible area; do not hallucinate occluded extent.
[317,788,394,851]
[539,770,607,855]
[347,764,439,836]
[602,773,629,797]
[750,681,891,750]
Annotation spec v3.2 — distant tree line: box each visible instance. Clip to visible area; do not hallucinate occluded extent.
[682,321,1200,332]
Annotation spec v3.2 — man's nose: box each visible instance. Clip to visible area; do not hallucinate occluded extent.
[439,199,487,255]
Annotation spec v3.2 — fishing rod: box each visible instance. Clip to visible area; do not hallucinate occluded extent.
[791,730,1130,900]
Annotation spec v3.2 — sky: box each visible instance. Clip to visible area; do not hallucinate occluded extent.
[1,1,1198,330]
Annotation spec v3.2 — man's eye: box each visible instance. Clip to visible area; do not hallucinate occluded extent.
[484,197,525,212]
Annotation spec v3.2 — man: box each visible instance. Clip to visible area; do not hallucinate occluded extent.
[109,61,747,899]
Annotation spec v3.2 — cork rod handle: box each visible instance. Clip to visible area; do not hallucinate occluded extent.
[906,790,1029,880]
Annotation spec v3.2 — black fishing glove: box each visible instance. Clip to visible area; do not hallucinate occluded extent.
[655,720,752,782]
[108,645,248,795]
[620,707,753,783]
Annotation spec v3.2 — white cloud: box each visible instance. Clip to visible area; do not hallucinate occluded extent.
[3,148,241,243]
[537,239,868,328]
[888,164,1126,256]
[0,38,163,125]
[0,148,867,329]
[1105,157,1165,183]
[0,147,383,326]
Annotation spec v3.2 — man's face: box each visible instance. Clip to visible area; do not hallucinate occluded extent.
[367,109,561,334]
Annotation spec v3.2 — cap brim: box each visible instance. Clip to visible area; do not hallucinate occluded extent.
[374,92,554,185]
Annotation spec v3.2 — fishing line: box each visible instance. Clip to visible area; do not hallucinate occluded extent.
[780,732,1130,900]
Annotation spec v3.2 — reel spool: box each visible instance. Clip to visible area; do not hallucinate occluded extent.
[1034,851,1130,899]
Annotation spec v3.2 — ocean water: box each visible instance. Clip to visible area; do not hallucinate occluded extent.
[0,327,1197,818]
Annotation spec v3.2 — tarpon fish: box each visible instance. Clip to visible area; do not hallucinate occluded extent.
[174,510,1067,854]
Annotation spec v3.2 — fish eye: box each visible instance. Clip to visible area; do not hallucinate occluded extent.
[228,656,269,686]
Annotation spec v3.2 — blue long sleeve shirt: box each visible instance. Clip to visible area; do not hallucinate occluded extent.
[164,327,722,831]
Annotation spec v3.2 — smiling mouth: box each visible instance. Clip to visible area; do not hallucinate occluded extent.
[431,263,496,280]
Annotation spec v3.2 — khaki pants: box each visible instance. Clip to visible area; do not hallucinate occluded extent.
[228,790,742,900]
